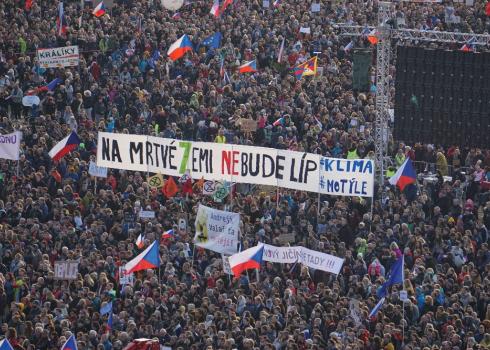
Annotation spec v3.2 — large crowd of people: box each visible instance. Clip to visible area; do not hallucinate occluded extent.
[0,0,489,349]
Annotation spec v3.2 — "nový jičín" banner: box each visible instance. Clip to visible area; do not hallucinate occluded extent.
[96,132,374,197]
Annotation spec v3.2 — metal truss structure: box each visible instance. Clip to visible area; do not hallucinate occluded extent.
[336,2,490,184]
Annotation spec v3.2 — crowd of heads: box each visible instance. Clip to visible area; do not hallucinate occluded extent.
[0,0,489,349]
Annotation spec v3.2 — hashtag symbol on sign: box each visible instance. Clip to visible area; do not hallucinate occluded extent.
[319,176,325,189]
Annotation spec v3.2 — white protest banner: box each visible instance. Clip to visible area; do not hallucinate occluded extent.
[37,45,79,68]
[299,27,311,34]
[96,132,374,197]
[119,266,134,286]
[22,95,40,107]
[262,244,344,275]
[139,210,155,219]
[193,204,239,255]
[263,0,270,7]
[97,132,321,194]
[222,254,233,275]
[311,3,320,12]
[318,157,374,197]
[54,260,79,280]
[0,131,21,161]
[89,161,108,178]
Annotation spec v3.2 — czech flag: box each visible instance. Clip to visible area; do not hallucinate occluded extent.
[389,158,417,191]
[367,29,378,45]
[124,240,160,274]
[92,1,106,17]
[106,311,113,333]
[344,41,354,52]
[460,37,476,52]
[238,60,257,73]
[48,131,81,161]
[210,0,220,18]
[57,2,67,35]
[221,0,233,13]
[38,78,62,92]
[0,339,14,350]
[61,335,78,350]
[167,34,193,61]
[228,243,264,278]
[162,229,174,239]
[136,234,145,249]
[273,117,285,126]
[273,0,281,7]
[172,12,181,20]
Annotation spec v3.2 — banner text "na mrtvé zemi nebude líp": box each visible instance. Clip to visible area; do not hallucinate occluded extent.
[96,132,374,197]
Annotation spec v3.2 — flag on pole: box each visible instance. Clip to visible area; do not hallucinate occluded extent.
[377,255,404,298]
[136,234,145,249]
[106,311,113,333]
[201,32,222,50]
[344,41,354,52]
[300,56,318,76]
[49,131,81,161]
[238,60,257,73]
[163,177,179,198]
[92,1,106,17]
[124,240,160,274]
[368,297,385,318]
[228,244,264,278]
[162,229,175,240]
[57,2,67,35]
[39,78,62,92]
[460,37,476,52]
[0,339,14,350]
[100,301,113,316]
[273,117,285,126]
[389,159,416,191]
[172,12,181,20]
[273,0,281,7]
[210,0,220,18]
[167,35,193,61]
[60,335,78,350]
[367,29,378,45]
[221,0,233,13]
[277,37,285,63]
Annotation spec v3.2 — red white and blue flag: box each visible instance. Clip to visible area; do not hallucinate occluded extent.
[273,0,281,7]
[61,335,78,350]
[49,131,81,161]
[273,117,285,126]
[106,311,113,333]
[172,12,181,20]
[167,35,193,61]
[210,0,220,18]
[39,78,62,92]
[0,339,14,350]
[238,60,257,73]
[221,0,233,13]
[124,240,160,274]
[92,1,106,17]
[57,2,67,35]
[389,158,417,191]
[136,234,144,249]
[161,229,174,239]
[228,243,264,278]
[460,37,476,52]
[277,37,285,63]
